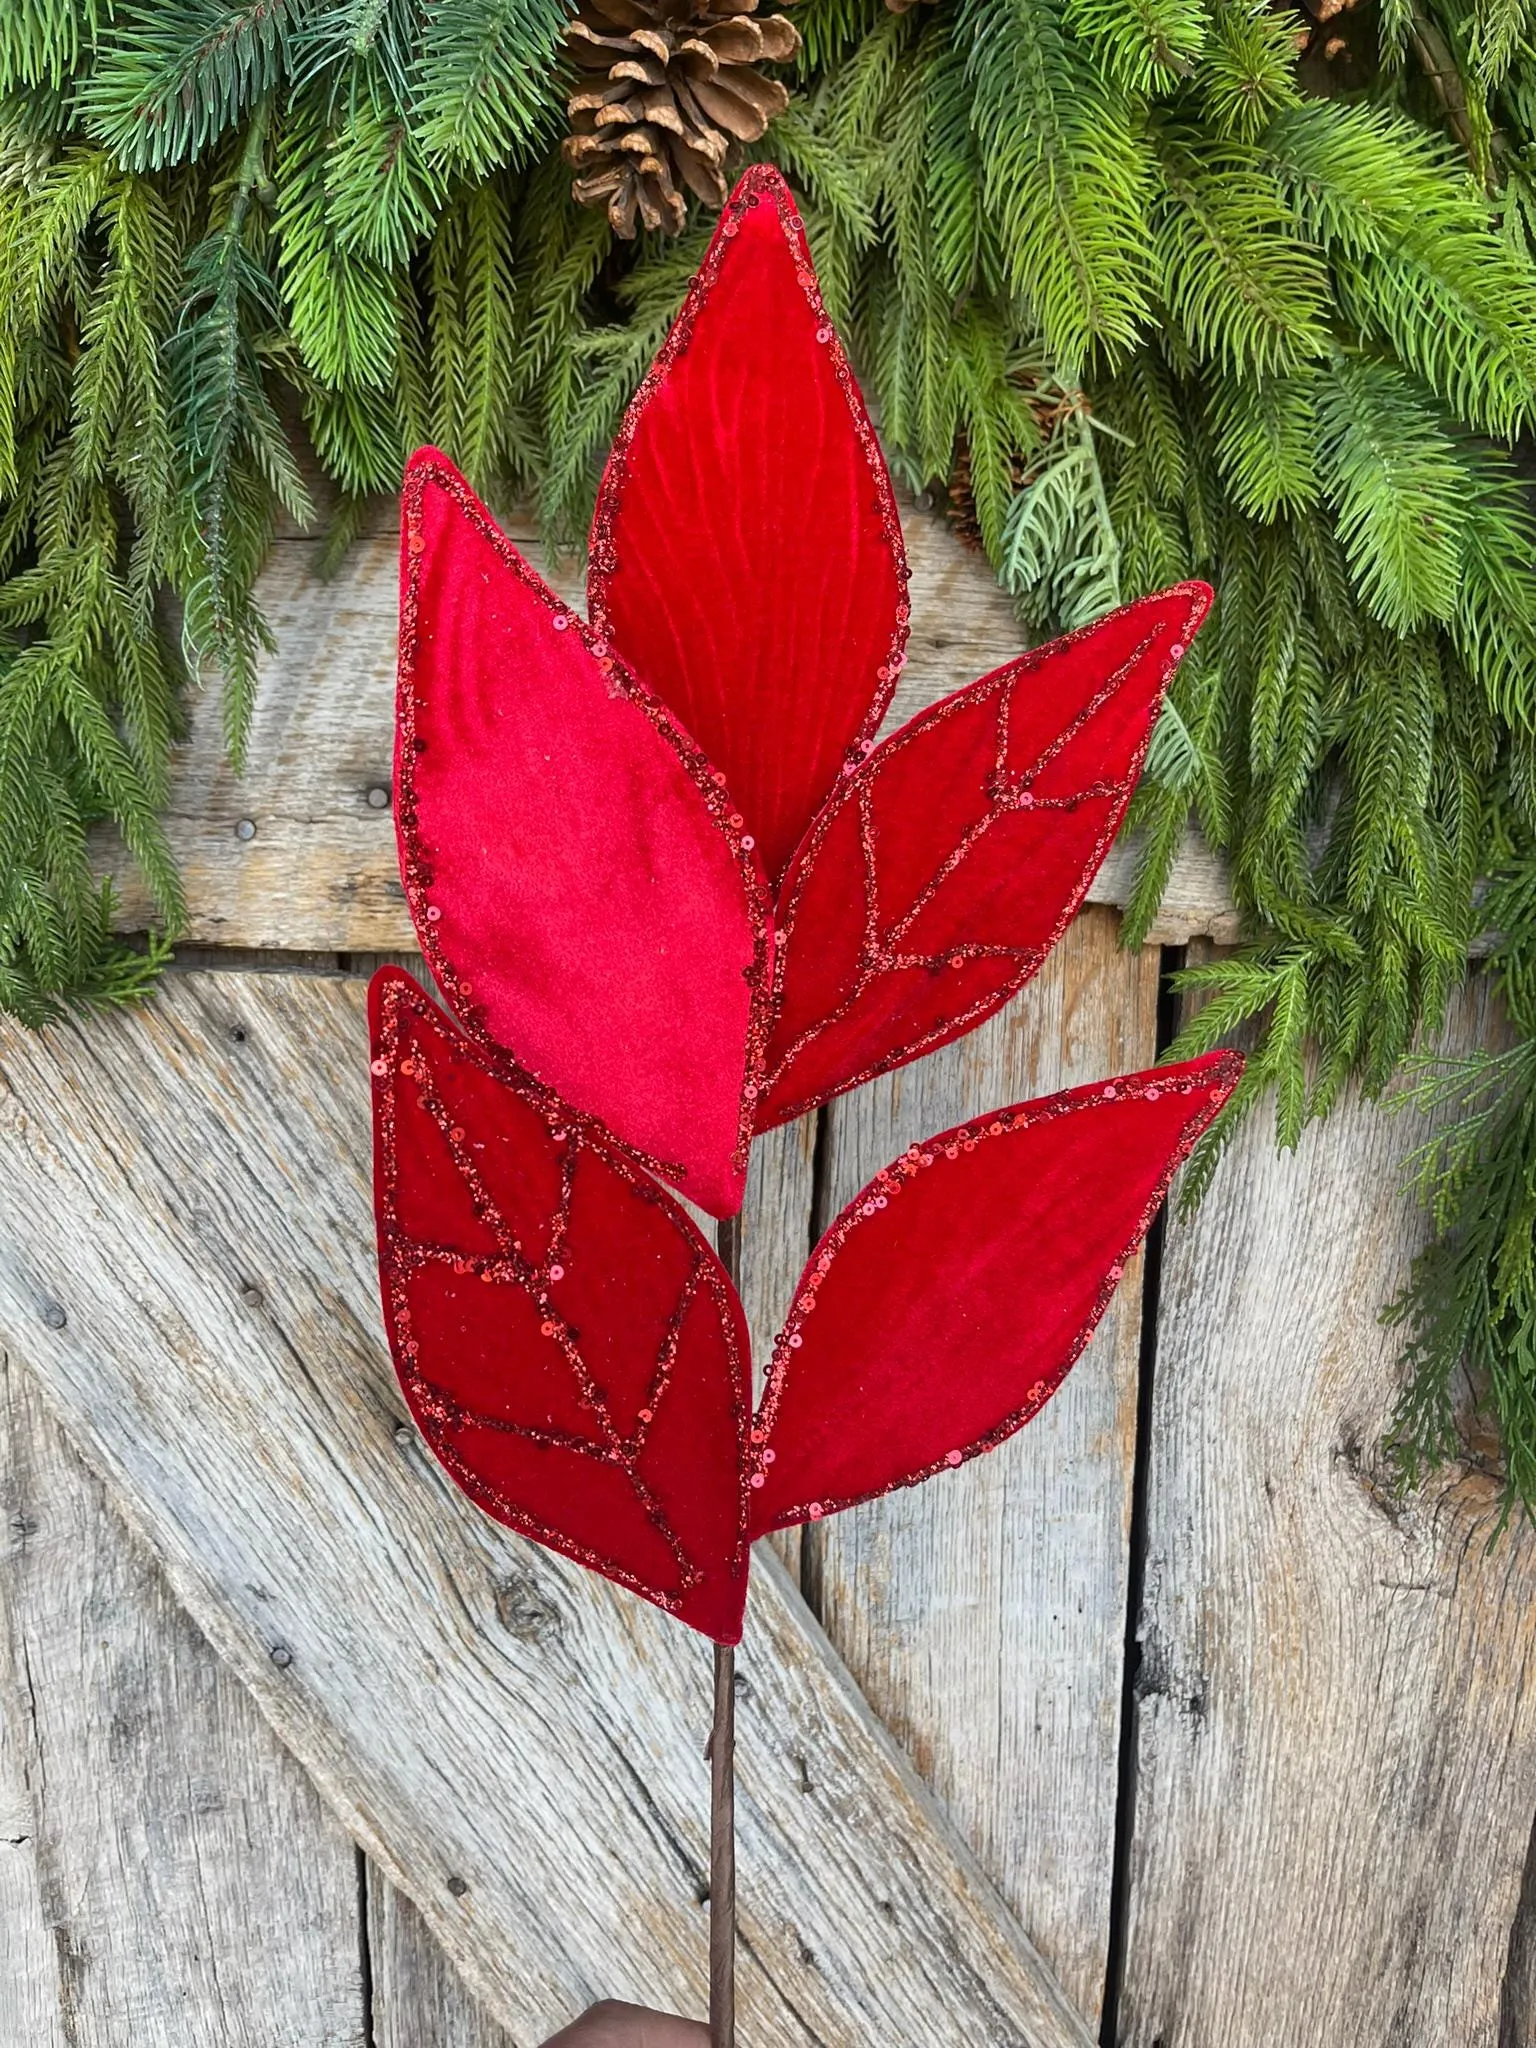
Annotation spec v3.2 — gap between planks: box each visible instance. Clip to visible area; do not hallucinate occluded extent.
[1118,959,1536,2048]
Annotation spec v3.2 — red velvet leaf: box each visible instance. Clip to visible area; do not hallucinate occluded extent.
[747,1051,1242,1535]
[755,585,1212,1130]
[370,967,753,1644]
[587,165,909,889]
[396,449,771,1219]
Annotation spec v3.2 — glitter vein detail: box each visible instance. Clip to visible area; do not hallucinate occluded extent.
[371,970,752,1633]
[758,583,1213,1130]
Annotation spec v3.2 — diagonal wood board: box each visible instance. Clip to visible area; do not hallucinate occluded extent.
[4,1336,506,2048]
[1,1358,366,2048]
[0,968,1095,2048]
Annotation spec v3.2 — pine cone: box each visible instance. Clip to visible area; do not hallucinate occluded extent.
[563,0,801,238]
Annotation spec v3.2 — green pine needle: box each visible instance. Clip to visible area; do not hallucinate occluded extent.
[80,0,302,171]
[1315,356,1465,634]
[412,0,568,176]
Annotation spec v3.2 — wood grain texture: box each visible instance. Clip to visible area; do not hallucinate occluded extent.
[369,1875,514,2048]
[100,513,1237,951]
[1121,972,1536,2048]
[737,1114,817,1389]
[0,1354,364,2048]
[0,969,1093,2048]
[738,1115,818,1581]
[812,907,1160,2023]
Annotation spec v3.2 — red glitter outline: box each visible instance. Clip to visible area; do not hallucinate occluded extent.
[747,1048,1245,1536]
[395,448,775,1208]
[370,966,753,1642]
[756,582,1214,1130]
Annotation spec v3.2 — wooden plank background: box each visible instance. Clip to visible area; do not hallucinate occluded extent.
[1,499,1532,2046]
[1121,972,1536,2048]
[814,911,1157,2025]
[96,508,1239,953]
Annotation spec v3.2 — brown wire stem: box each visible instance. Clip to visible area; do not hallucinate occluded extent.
[708,1211,741,2048]
[708,1640,736,2048]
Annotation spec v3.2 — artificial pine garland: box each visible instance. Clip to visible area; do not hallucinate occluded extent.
[0,0,1534,1519]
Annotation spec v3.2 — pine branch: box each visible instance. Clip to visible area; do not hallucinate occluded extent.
[290,0,420,107]
[170,103,311,766]
[1207,367,1318,518]
[1269,100,1536,437]
[80,0,303,171]
[1314,355,1465,634]
[3,0,1536,1525]
[1064,0,1206,94]
[1150,121,1330,377]
[273,85,399,388]
[325,94,444,264]
[412,0,568,176]
[959,0,1154,368]
[456,171,519,490]
[1000,404,1120,626]
[1384,1032,1536,1527]
[1197,0,1299,145]
[0,0,102,95]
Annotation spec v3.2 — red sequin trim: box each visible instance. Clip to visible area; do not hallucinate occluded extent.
[395,451,776,1193]
[586,162,911,816]
[757,583,1213,1129]
[372,971,752,1613]
[749,1050,1244,1527]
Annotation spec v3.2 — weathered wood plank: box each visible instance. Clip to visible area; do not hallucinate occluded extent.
[0,970,1093,2048]
[369,1874,514,2048]
[0,1370,66,2048]
[738,1115,819,1581]
[812,908,1158,2023]
[101,514,1237,950]
[1121,972,1536,2048]
[0,1353,364,2048]
[737,1115,817,1389]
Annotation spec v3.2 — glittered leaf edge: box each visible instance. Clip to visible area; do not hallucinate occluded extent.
[746,1047,1245,1535]
[756,581,1214,1131]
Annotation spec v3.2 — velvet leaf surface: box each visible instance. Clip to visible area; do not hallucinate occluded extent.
[587,164,909,887]
[396,449,770,1218]
[757,585,1213,1129]
[370,967,753,1643]
[747,1050,1243,1534]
